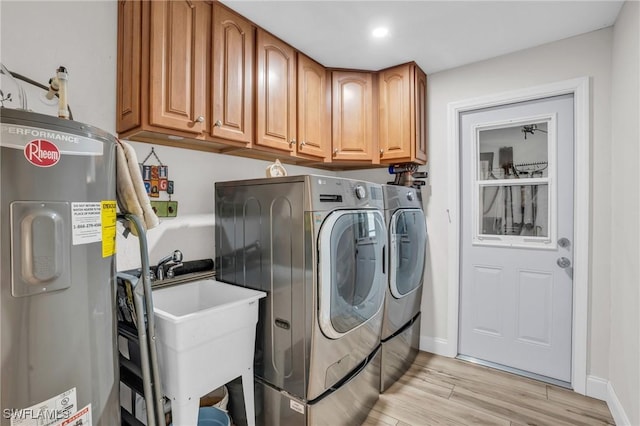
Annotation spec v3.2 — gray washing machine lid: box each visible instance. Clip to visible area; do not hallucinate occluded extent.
[318,209,386,339]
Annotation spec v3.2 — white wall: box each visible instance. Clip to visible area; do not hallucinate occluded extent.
[608,2,639,424]
[2,1,635,415]
[0,1,117,134]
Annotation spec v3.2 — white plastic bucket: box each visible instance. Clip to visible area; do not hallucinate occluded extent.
[200,385,229,411]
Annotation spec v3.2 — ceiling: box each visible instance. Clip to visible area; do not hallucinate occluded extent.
[219,1,624,74]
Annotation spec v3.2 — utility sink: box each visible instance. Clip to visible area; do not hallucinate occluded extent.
[152,279,265,426]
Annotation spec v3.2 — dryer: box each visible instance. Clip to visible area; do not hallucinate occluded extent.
[380,184,427,392]
[215,175,386,426]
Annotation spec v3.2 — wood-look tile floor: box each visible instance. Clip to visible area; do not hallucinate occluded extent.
[364,352,615,426]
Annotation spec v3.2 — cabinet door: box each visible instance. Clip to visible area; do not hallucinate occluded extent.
[297,54,330,161]
[211,4,254,145]
[378,63,428,165]
[117,0,142,134]
[415,66,428,163]
[332,71,374,161]
[149,0,209,134]
[256,29,297,153]
[379,64,413,162]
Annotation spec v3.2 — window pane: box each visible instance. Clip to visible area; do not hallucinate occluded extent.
[478,122,549,180]
[480,184,549,237]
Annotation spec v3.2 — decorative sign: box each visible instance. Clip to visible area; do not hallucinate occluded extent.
[140,147,178,217]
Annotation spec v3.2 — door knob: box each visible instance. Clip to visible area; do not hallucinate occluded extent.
[195,115,204,123]
[557,257,571,269]
[558,237,571,248]
[214,120,222,127]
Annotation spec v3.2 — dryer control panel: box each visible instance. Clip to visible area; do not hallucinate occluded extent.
[310,176,383,210]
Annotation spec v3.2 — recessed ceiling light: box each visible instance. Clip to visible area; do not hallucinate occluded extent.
[372,27,389,38]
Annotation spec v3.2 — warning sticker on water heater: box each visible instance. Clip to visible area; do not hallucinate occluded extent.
[54,403,91,426]
[101,201,117,258]
[7,387,77,426]
[71,202,102,245]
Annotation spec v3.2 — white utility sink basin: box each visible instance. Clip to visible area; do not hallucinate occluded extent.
[152,279,265,426]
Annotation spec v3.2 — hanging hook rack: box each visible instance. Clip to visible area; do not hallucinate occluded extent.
[513,161,548,176]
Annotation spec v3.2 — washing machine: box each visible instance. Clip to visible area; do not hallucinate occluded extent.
[380,184,427,392]
[215,175,386,426]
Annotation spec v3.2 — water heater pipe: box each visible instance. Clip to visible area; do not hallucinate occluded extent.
[46,66,69,119]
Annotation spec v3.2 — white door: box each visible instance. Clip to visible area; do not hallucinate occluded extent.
[459,94,574,384]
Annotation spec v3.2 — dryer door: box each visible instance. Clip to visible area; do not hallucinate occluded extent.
[318,209,386,339]
[389,208,427,298]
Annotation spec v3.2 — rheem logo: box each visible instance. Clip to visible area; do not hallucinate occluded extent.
[24,139,61,167]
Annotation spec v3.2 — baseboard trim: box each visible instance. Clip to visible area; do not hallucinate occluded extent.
[419,336,451,356]
[585,375,609,401]
[586,376,632,425]
[606,381,632,426]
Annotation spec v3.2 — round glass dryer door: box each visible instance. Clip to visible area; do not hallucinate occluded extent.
[318,210,386,339]
[390,208,426,298]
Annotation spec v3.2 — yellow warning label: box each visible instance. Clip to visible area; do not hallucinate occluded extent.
[101,200,117,258]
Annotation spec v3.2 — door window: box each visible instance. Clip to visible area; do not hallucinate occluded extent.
[473,117,556,248]
[390,209,426,298]
[318,210,385,339]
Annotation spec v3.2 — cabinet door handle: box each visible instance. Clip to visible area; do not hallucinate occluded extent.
[333,148,338,155]
[214,120,222,127]
[299,141,306,148]
[380,149,384,154]
[289,139,296,147]
[195,115,205,123]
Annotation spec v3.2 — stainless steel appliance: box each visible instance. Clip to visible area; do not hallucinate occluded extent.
[215,175,386,426]
[380,184,426,392]
[1,109,119,425]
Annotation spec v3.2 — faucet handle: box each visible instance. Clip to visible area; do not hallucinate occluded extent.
[166,262,184,279]
[156,249,183,281]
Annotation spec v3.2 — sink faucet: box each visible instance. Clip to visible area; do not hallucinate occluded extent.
[156,250,183,281]
[165,262,184,279]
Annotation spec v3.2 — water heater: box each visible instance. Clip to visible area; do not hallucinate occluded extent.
[0,108,119,426]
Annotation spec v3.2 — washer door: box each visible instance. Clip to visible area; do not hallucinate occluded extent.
[390,208,426,298]
[318,210,386,339]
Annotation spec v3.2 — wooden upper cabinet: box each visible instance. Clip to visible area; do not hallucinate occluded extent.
[116,0,142,134]
[378,63,427,164]
[415,66,428,163]
[116,1,428,166]
[296,53,330,161]
[332,71,375,162]
[211,3,254,146]
[149,0,210,134]
[255,29,297,153]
